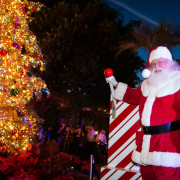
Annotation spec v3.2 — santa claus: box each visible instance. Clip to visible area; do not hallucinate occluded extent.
[106,46,180,180]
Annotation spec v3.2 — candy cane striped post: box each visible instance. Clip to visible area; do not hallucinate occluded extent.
[100,94,142,180]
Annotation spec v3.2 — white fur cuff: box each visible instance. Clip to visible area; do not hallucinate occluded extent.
[114,82,128,100]
[132,149,180,167]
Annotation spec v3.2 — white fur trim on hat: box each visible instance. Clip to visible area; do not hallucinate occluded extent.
[149,46,172,63]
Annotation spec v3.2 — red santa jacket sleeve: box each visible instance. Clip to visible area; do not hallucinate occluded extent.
[114,82,142,105]
[123,86,142,105]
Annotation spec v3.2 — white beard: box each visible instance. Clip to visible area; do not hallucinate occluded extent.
[146,68,171,87]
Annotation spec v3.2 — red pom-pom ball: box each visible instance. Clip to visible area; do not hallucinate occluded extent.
[104,68,113,77]
[22,6,28,14]
[0,50,7,57]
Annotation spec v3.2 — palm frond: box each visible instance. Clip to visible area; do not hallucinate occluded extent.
[118,19,180,55]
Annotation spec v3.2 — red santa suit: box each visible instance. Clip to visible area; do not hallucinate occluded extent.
[114,70,180,167]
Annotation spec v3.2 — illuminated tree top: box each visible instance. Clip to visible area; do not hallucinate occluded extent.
[0,0,49,111]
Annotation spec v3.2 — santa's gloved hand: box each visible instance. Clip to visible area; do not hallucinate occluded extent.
[105,76,118,87]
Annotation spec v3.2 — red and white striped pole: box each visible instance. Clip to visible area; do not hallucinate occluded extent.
[101,69,142,179]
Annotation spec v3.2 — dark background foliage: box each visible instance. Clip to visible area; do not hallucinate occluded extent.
[28,0,144,134]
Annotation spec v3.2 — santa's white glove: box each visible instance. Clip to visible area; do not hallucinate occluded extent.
[105,76,118,87]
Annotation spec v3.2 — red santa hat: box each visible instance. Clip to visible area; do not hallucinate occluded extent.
[142,46,173,78]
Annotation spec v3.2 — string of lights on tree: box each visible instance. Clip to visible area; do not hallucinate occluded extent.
[0,0,50,154]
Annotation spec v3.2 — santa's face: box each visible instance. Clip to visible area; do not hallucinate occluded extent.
[150,58,169,74]
[147,58,172,87]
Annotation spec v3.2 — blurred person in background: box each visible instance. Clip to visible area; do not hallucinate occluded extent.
[96,129,107,144]
[38,124,43,142]
[69,127,76,154]
[74,124,82,156]
[63,126,71,153]
[57,123,65,152]
[47,126,52,144]
[86,125,96,159]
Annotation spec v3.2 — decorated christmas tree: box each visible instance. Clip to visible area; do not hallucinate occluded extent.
[0,0,49,154]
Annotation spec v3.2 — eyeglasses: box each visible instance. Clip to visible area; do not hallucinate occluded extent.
[151,61,168,67]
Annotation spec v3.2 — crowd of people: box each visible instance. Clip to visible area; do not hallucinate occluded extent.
[56,123,107,161]
[37,122,107,161]
[37,123,107,161]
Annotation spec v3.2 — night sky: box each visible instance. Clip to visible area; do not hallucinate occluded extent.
[103,0,180,79]
[103,0,180,26]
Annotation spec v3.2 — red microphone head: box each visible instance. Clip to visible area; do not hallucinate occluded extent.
[104,68,113,77]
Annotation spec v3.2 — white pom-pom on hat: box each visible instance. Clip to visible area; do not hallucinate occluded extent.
[142,46,173,79]
[142,53,151,78]
[142,69,151,78]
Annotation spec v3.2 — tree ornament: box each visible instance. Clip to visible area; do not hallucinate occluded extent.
[22,5,28,14]
[38,56,42,60]
[23,65,28,69]
[10,88,19,96]
[12,42,20,50]
[20,71,24,76]
[14,17,19,32]
[104,68,113,77]
[0,50,7,57]
[6,5,11,10]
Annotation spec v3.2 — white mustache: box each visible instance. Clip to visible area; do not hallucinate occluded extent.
[151,68,163,72]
